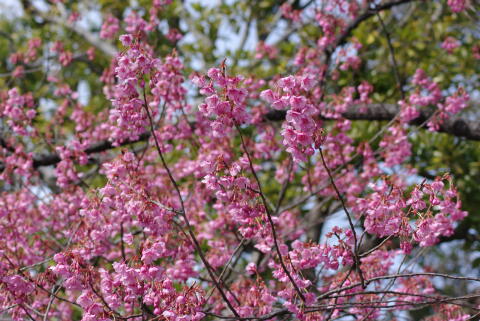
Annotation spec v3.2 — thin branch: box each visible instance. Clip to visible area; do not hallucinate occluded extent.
[206,238,246,302]
[359,235,393,258]
[142,93,240,318]
[212,272,480,320]
[43,283,61,321]
[235,123,306,302]
[319,147,365,288]
[274,158,294,215]
[375,10,405,99]
[333,0,419,50]
[120,222,126,262]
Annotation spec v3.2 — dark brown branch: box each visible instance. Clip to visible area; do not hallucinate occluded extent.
[1,102,478,172]
[264,103,480,141]
[31,132,151,168]
[333,0,419,51]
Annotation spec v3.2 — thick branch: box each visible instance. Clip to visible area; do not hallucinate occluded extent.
[1,103,478,172]
[33,132,150,168]
[47,15,118,58]
[21,0,118,57]
[26,132,150,170]
[264,103,480,141]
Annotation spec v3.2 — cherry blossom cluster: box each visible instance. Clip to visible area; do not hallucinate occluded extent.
[7,37,42,78]
[0,1,477,320]
[55,140,88,188]
[255,41,279,60]
[447,0,467,12]
[354,174,467,250]
[399,69,470,131]
[442,36,461,53]
[51,41,73,67]
[108,37,154,143]
[194,67,251,137]
[100,15,120,39]
[260,75,319,162]
[1,88,36,136]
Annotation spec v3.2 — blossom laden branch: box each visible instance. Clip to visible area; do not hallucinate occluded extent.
[5,102,477,174]
[142,93,241,318]
[319,147,366,288]
[264,103,480,141]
